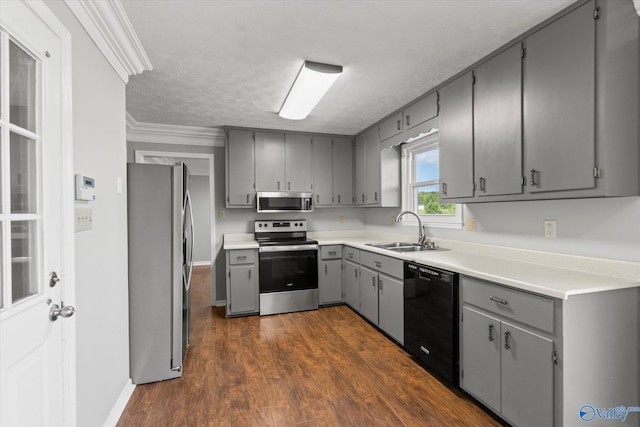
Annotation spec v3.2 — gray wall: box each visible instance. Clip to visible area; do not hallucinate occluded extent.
[46,3,130,426]
[190,175,211,264]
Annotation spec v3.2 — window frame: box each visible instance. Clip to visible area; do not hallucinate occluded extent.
[400,132,463,229]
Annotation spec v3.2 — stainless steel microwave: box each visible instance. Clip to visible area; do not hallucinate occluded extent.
[256,192,314,213]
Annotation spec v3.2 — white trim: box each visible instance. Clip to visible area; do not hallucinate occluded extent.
[103,379,135,427]
[127,112,225,147]
[16,1,77,425]
[193,260,212,267]
[134,150,217,305]
[634,0,640,17]
[64,0,151,83]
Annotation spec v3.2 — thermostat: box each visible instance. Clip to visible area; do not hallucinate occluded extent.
[75,174,96,201]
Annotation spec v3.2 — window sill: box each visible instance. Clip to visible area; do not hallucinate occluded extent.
[398,218,464,230]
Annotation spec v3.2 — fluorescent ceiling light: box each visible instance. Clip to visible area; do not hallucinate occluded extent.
[279,61,343,120]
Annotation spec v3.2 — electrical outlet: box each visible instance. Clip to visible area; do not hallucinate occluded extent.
[466,218,477,231]
[338,216,344,224]
[219,209,225,219]
[544,220,557,238]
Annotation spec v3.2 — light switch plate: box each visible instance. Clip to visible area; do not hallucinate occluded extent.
[75,207,93,232]
[544,220,556,238]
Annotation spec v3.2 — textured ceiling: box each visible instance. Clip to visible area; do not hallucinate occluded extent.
[122,0,576,136]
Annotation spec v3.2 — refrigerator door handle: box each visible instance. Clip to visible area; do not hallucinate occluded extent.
[186,190,195,291]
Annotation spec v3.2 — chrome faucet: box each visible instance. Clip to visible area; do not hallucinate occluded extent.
[395,210,429,247]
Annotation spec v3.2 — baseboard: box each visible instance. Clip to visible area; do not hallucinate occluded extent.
[216,299,226,307]
[193,261,212,267]
[103,379,135,427]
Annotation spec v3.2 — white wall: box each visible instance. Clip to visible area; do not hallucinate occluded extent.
[46,3,131,426]
[190,175,211,264]
[366,197,640,262]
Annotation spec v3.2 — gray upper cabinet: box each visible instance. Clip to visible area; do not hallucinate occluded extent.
[439,72,474,199]
[404,92,438,132]
[474,44,523,197]
[333,137,354,206]
[254,131,285,191]
[226,129,255,207]
[523,0,596,194]
[365,127,381,205]
[354,133,367,206]
[312,136,333,207]
[284,133,313,192]
[379,112,403,142]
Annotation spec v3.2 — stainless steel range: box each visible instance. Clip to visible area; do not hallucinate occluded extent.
[255,220,319,316]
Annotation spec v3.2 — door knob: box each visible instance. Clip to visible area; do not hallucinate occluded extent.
[49,303,75,322]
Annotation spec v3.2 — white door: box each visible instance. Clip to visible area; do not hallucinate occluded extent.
[0,2,70,426]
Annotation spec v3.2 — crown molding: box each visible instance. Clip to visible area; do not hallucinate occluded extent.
[65,0,152,83]
[126,112,225,147]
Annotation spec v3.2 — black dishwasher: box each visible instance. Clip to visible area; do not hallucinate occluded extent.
[404,262,459,386]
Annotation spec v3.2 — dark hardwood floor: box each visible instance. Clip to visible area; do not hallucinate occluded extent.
[117,265,502,426]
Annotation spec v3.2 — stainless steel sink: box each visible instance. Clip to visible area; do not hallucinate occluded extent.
[366,242,448,252]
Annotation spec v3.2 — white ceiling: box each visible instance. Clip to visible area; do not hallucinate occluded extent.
[122,0,577,136]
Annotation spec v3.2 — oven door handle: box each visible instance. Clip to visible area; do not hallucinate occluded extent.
[259,245,319,253]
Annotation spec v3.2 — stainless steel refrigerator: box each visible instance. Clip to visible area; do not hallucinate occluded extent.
[127,162,194,384]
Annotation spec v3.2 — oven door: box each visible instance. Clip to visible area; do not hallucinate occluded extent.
[258,245,318,293]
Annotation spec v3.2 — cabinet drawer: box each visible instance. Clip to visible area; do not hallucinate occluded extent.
[462,276,554,333]
[343,246,360,263]
[320,245,342,260]
[228,249,255,265]
[360,250,403,279]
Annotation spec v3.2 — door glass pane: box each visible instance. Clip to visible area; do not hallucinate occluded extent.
[9,40,36,132]
[10,132,37,213]
[0,227,3,309]
[11,221,38,303]
[415,148,439,182]
[416,184,456,215]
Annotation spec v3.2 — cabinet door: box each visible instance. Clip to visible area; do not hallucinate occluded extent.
[501,321,553,427]
[379,112,403,141]
[333,137,354,206]
[342,260,360,310]
[523,1,595,193]
[365,127,381,205]
[461,307,501,412]
[284,133,313,192]
[359,266,379,324]
[474,44,523,197]
[226,129,255,206]
[354,134,367,206]
[378,273,403,345]
[404,92,438,131]
[312,136,333,206]
[439,72,474,199]
[228,265,258,315]
[255,131,285,191]
[319,259,342,305]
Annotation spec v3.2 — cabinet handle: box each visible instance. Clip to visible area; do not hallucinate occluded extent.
[489,296,508,305]
[372,277,376,288]
[362,194,365,203]
[288,181,291,191]
[337,194,341,204]
[397,119,401,130]
[324,264,328,275]
[248,270,251,280]
[374,261,382,268]
[236,256,247,261]
[374,192,378,202]
[355,270,358,279]
[504,331,511,350]
[406,115,410,127]
[246,194,250,203]
[530,169,538,187]
[488,324,494,342]
[277,181,281,190]
[442,182,447,196]
[329,251,336,256]
[379,278,383,291]
[479,177,486,192]
[316,195,319,203]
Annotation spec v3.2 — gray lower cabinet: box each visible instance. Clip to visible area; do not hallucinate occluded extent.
[319,245,343,305]
[461,276,556,427]
[378,273,403,345]
[225,249,259,317]
[359,266,379,324]
[342,258,360,310]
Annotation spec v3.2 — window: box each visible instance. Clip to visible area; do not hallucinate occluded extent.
[401,132,463,229]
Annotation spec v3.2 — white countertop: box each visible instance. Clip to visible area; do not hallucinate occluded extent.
[223,230,640,300]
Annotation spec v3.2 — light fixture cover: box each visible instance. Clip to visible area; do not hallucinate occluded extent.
[279,61,343,120]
